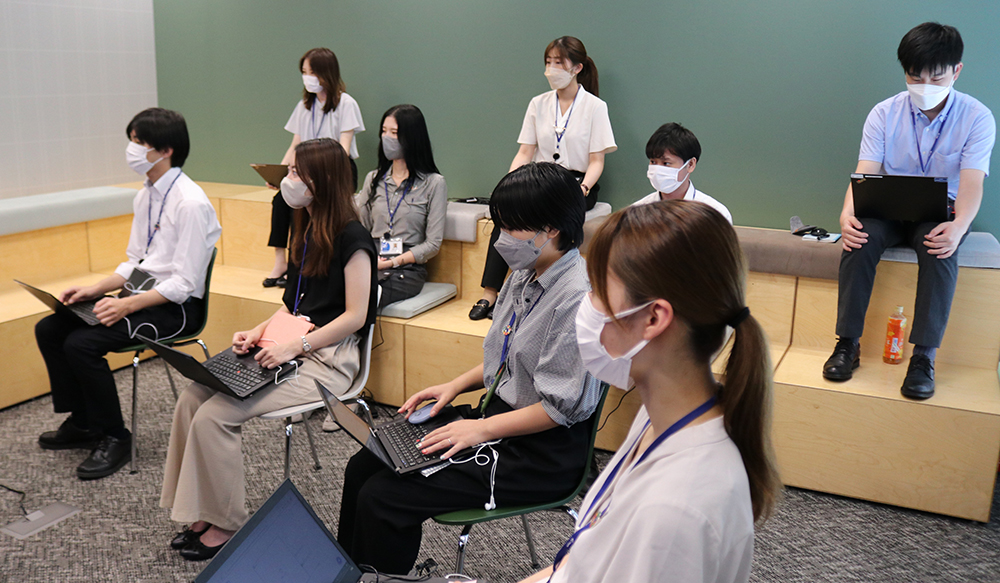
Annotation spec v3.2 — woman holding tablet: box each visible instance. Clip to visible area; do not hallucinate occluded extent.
[470,36,616,320]
[356,104,447,308]
[161,139,377,561]
[519,201,781,583]
[337,163,603,575]
[263,47,365,288]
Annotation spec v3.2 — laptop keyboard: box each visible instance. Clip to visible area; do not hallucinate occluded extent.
[69,301,101,325]
[380,421,440,468]
[205,353,276,397]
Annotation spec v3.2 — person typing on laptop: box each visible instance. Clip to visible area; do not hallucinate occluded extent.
[34,108,220,480]
[337,163,603,575]
[159,138,377,561]
[824,23,995,399]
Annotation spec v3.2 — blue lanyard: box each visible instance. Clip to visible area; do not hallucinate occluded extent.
[292,235,309,316]
[383,180,412,232]
[547,394,719,580]
[911,109,947,175]
[145,172,182,256]
[553,88,580,159]
[479,289,544,415]
[310,106,330,140]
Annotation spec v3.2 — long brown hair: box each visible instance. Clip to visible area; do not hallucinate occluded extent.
[300,47,345,113]
[289,138,358,277]
[587,201,781,523]
[545,36,599,96]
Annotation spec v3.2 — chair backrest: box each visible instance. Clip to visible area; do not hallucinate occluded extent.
[340,286,381,400]
[570,379,611,499]
[185,246,218,339]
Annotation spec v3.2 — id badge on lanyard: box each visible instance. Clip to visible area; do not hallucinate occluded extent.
[380,235,404,257]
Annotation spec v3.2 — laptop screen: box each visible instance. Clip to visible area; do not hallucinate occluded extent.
[196,480,362,583]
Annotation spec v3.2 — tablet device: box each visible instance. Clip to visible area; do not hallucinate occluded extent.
[251,164,289,188]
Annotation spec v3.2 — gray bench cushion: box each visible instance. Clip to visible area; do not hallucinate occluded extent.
[445,202,489,243]
[0,186,138,236]
[735,227,1000,281]
[379,282,458,319]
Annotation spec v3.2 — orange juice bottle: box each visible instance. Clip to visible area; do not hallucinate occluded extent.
[883,306,907,364]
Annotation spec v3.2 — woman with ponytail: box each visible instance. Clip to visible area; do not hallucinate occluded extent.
[520,201,780,583]
[470,36,616,320]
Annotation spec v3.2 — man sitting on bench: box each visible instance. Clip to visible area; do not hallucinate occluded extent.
[35,108,221,479]
[823,23,995,400]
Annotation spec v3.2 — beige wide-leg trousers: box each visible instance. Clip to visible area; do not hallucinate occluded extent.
[159,335,359,531]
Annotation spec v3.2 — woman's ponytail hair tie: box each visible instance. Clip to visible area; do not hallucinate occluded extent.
[728,306,750,328]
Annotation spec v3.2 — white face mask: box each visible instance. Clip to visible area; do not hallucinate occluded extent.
[544,66,575,91]
[575,294,654,389]
[126,141,163,175]
[647,160,691,195]
[907,81,952,111]
[302,74,323,94]
[493,230,550,271]
[280,175,313,209]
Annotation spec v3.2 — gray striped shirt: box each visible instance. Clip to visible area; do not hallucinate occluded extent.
[483,248,601,426]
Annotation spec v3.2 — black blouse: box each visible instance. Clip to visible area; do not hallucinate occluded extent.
[282,220,377,331]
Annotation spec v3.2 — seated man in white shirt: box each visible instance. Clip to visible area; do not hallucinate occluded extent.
[34,108,221,480]
[633,122,733,224]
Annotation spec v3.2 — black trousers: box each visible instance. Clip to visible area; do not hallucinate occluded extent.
[337,399,591,574]
[836,218,966,348]
[268,159,359,249]
[378,264,427,308]
[34,301,202,435]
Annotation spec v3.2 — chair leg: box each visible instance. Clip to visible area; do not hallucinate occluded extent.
[456,524,473,574]
[355,398,375,427]
[196,339,210,359]
[162,358,178,400]
[283,417,293,481]
[564,506,579,522]
[302,415,322,471]
[130,353,140,474]
[521,514,540,569]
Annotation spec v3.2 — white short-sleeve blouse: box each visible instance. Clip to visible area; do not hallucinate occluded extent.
[284,92,365,159]
[517,87,616,173]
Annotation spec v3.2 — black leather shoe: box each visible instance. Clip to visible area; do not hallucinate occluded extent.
[39,418,101,450]
[469,299,494,321]
[262,274,287,288]
[901,355,935,400]
[76,435,131,480]
[180,538,227,561]
[822,338,860,381]
[171,525,209,550]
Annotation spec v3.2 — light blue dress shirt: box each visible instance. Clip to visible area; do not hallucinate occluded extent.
[858,89,996,200]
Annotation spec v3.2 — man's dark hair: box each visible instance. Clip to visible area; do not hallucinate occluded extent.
[125,108,190,167]
[490,163,586,252]
[645,122,702,163]
[897,22,963,77]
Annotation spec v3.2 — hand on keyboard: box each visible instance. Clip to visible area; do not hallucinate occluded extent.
[255,340,302,369]
[418,418,491,460]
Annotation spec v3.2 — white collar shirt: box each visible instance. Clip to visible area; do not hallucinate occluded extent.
[517,86,617,173]
[114,167,221,303]
[632,182,733,224]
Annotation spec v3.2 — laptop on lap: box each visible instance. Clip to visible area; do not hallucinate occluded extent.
[14,280,104,326]
[850,173,950,223]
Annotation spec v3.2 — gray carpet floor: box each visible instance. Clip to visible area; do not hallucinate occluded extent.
[1,357,999,583]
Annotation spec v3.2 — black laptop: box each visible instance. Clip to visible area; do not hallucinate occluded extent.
[851,173,950,223]
[14,280,104,326]
[316,380,473,475]
[139,336,301,400]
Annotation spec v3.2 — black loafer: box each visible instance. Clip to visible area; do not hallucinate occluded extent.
[469,299,494,321]
[39,418,101,450]
[76,435,131,480]
[179,539,227,561]
[262,274,286,288]
[901,355,935,400]
[822,338,860,381]
[171,525,209,550]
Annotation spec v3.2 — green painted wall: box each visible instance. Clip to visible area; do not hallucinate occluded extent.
[154,0,1000,237]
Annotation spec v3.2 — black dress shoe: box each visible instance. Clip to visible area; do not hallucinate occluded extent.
[262,274,286,288]
[180,538,227,561]
[171,525,209,550]
[39,418,101,450]
[822,338,861,381]
[901,355,935,400]
[469,299,494,321]
[76,435,131,480]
